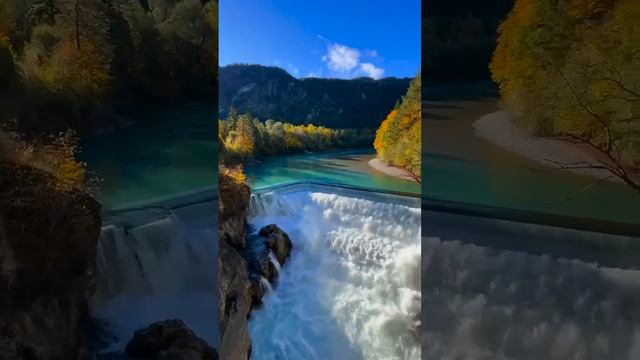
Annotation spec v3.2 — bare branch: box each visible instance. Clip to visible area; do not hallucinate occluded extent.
[598,76,640,99]
[545,176,613,206]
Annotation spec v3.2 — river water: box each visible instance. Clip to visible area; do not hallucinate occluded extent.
[422,84,640,360]
[245,149,420,194]
[81,105,419,358]
[81,103,218,209]
[423,83,640,224]
[249,186,421,360]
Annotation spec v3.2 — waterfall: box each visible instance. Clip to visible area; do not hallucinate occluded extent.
[249,191,297,218]
[268,251,281,275]
[248,190,421,360]
[260,276,273,293]
[91,206,218,354]
[422,237,640,360]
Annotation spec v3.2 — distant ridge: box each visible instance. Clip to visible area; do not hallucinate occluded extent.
[219,64,412,129]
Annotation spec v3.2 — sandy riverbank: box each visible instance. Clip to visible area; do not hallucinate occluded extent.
[473,111,626,182]
[368,158,419,182]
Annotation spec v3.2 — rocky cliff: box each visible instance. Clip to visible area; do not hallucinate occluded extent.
[218,170,255,359]
[0,162,102,359]
[218,170,293,360]
[219,64,411,129]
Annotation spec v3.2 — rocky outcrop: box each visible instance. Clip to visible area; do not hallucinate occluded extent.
[218,241,253,360]
[218,171,254,359]
[259,224,292,266]
[125,319,218,360]
[218,170,251,249]
[218,171,294,360]
[0,162,102,359]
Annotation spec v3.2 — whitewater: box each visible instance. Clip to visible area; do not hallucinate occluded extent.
[248,189,422,360]
[422,236,640,360]
[89,202,218,355]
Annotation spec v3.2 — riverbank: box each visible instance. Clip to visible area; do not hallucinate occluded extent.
[473,111,638,184]
[368,158,419,182]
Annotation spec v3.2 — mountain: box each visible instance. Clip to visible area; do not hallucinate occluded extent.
[218,64,412,129]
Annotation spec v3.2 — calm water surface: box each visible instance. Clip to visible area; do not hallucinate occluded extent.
[82,106,418,208]
[245,149,421,194]
[81,104,217,209]
[423,84,640,224]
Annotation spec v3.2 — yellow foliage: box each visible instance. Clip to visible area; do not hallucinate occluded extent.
[0,128,88,191]
[374,109,397,158]
[220,164,247,184]
[491,0,640,163]
[373,73,421,178]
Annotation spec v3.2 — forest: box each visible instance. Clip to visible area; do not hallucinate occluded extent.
[0,0,217,134]
[219,111,374,164]
[423,0,514,83]
[374,73,421,179]
[491,0,639,191]
[219,64,411,129]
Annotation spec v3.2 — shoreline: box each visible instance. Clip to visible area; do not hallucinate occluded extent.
[368,158,419,182]
[473,111,628,183]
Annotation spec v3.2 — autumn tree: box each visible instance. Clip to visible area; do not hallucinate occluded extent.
[219,113,374,165]
[491,0,639,192]
[374,72,421,180]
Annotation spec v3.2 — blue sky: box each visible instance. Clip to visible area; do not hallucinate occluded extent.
[219,0,421,79]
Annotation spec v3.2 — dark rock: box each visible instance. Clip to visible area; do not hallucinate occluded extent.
[258,224,292,265]
[0,162,102,359]
[218,172,251,249]
[125,319,217,360]
[218,170,254,359]
[248,277,264,308]
[218,241,252,360]
[256,253,278,282]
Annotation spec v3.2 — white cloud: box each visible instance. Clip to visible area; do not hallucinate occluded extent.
[360,62,384,79]
[323,43,361,73]
[317,36,385,79]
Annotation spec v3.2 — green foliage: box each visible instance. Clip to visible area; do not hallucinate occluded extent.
[0,0,218,133]
[374,73,421,177]
[219,112,374,165]
[491,0,640,166]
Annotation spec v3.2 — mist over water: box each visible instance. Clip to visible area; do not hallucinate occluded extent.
[249,190,421,360]
[422,237,640,360]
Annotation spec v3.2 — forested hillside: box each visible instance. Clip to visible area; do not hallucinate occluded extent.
[491,0,639,190]
[219,64,411,129]
[0,0,217,134]
[423,0,514,82]
[374,73,421,178]
[219,111,373,164]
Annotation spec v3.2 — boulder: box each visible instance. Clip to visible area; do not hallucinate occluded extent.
[125,319,217,360]
[258,224,292,265]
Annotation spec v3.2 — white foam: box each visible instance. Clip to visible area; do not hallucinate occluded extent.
[91,215,217,353]
[268,251,282,275]
[249,191,421,360]
[422,237,640,360]
[261,276,274,293]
